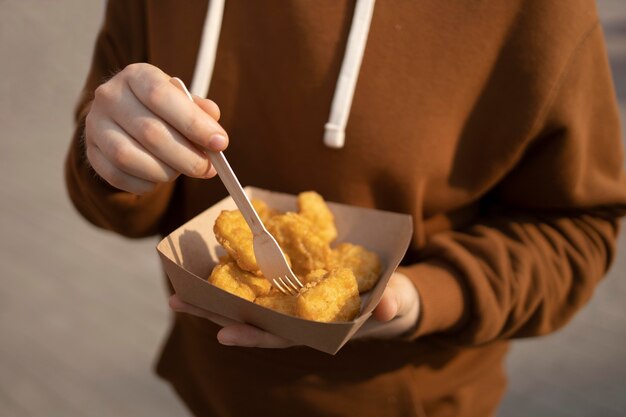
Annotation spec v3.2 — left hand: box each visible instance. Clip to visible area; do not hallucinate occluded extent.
[168,272,420,348]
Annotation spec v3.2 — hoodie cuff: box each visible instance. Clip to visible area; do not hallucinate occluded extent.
[397,261,468,339]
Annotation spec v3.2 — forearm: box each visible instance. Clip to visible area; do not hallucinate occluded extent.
[403,21,626,345]
[401,208,623,345]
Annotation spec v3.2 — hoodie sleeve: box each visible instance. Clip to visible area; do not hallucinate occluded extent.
[64,0,177,238]
[399,22,626,345]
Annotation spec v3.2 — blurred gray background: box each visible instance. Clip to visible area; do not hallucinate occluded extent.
[0,1,624,416]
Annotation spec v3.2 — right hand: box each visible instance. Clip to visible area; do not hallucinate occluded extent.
[84,63,228,194]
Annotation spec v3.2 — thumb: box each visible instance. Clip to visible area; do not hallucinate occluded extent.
[353,273,421,340]
[372,273,418,322]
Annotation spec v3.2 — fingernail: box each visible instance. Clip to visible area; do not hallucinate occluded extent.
[208,134,227,151]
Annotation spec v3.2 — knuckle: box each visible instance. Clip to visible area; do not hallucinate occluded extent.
[143,80,169,109]
[135,118,165,148]
[123,62,144,78]
[109,141,132,170]
[185,112,201,136]
[93,83,114,105]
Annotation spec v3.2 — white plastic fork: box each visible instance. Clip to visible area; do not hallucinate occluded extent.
[171,77,304,295]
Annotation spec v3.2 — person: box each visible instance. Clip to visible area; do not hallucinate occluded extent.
[65,1,626,416]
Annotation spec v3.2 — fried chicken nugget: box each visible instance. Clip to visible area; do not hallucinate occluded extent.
[208,262,272,301]
[254,293,298,316]
[213,199,282,275]
[265,212,333,275]
[214,209,259,274]
[332,243,382,293]
[251,198,279,223]
[300,268,328,286]
[297,268,361,322]
[297,191,337,244]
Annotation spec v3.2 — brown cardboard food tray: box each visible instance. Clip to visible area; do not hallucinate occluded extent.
[156,187,413,354]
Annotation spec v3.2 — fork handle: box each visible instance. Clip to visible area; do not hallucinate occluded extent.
[208,151,265,235]
[168,77,265,235]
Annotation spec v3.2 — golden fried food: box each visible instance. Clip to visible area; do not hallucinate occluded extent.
[213,200,283,275]
[252,198,279,222]
[208,262,258,301]
[265,212,333,275]
[300,268,328,286]
[297,268,361,322]
[254,293,297,316]
[210,261,272,298]
[332,243,382,293]
[213,209,260,275]
[297,191,337,244]
[208,191,382,322]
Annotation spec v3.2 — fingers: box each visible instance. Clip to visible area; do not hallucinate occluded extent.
[169,77,224,154]
[352,273,420,340]
[168,77,221,122]
[193,96,221,121]
[86,63,229,191]
[372,292,398,322]
[217,324,295,348]
[85,144,156,194]
[353,273,420,340]
[101,83,214,179]
[372,272,419,322]
[88,116,179,183]
[169,295,238,328]
[125,64,228,151]
[168,295,295,348]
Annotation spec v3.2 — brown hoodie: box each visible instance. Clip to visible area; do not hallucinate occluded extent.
[65,1,626,416]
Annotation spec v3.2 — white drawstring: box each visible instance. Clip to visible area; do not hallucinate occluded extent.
[324,0,376,149]
[191,0,376,149]
[190,0,226,97]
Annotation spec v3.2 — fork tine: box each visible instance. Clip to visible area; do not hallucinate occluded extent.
[272,276,302,296]
[291,274,304,288]
[278,277,299,295]
[272,278,290,295]
[277,276,300,296]
[283,275,301,293]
